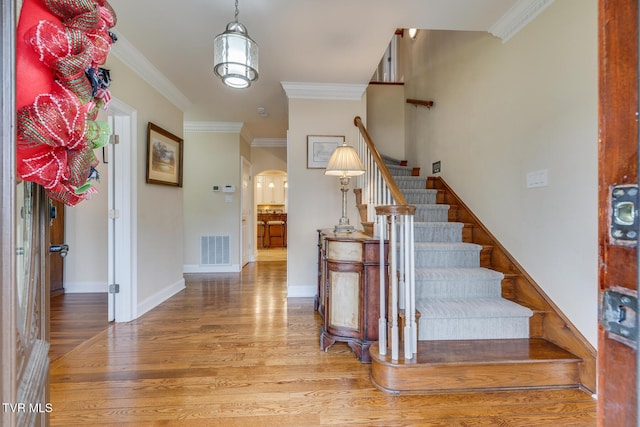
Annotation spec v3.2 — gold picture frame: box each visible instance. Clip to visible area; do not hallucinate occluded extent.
[307,135,344,169]
[146,122,183,187]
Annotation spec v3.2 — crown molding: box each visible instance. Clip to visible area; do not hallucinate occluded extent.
[252,138,287,148]
[489,0,555,43]
[110,31,192,111]
[281,82,367,100]
[240,126,254,144]
[184,121,243,133]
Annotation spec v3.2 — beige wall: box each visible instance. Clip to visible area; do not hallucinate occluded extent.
[252,146,287,175]
[183,131,242,272]
[287,97,366,296]
[403,0,598,346]
[366,85,405,161]
[65,54,186,309]
[64,167,109,292]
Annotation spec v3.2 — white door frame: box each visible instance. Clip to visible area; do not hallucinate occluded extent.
[107,98,137,322]
[241,156,254,265]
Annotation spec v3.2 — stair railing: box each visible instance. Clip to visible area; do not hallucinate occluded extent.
[353,116,417,361]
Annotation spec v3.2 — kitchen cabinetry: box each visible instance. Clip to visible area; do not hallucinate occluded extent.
[316,229,387,362]
[256,175,286,205]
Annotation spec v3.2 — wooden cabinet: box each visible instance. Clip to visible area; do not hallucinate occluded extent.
[316,229,387,362]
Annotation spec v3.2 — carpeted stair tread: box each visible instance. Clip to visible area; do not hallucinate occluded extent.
[417,298,533,318]
[415,268,503,299]
[386,164,415,176]
[414,222,463,243]
[384,157,532,341]
[417,299,533,340]
[403,189,439,204]
[382,154,403,165]
[414,205,450,222]
[415,267,503,281]
[395,176,428,189]
[414,243,481,268]
[415,242,482,251]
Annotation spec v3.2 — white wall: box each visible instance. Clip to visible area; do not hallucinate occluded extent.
[183,131,242,272]
[286,97,366,297]
[403,0,598,346]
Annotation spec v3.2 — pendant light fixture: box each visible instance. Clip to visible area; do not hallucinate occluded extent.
[213,0,259,89]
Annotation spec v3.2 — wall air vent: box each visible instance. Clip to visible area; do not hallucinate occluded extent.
[200,235,230,265]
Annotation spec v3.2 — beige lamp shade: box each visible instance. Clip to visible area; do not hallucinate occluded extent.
[324,143,365,176]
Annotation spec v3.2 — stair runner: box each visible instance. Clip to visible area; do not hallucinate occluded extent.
[386,163,533,340]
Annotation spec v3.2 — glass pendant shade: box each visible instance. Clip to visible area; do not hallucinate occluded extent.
[324,144,365,177]
[213,22,259,89]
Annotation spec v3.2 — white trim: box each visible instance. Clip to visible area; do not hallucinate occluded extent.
[183,264,242,273]
[286,285,316,298]
[240,126,254,144]
[251,138,287,148]
[489,0,555,43]
[108,98,138,323]
[64,282,107,293]
[281,82,368,100]
[110,31,192,111]
[184,121,244,133]
[137,278,185,318]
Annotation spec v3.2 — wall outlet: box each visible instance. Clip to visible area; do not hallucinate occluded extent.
[432,161,441,174]
[526,169,548,188]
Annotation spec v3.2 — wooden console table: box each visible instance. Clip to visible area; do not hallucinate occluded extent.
[316,229,387,363]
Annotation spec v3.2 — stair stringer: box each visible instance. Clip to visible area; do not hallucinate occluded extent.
[426,176,596,393]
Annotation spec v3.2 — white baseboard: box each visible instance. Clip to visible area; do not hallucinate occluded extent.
[64,281,107,293]
[183,264,241,273]
[137,278,185,318]
[287,285,316,298]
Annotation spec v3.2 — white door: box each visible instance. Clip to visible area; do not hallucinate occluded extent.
[241,157,253,265]
[107,99,137,322]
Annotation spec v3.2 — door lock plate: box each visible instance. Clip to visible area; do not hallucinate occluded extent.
[601,288,637,348]
[610,184,638,245]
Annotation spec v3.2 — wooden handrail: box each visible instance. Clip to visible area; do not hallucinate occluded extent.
[353,116,408,206]
[406,99,434,109]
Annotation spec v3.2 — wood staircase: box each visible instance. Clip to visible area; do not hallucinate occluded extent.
[358,169,596,395]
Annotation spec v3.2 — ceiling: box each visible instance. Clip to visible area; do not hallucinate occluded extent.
[107,0,518,141]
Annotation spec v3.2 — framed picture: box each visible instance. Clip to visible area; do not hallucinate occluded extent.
[307,135,344,169]
[146,122,183,187]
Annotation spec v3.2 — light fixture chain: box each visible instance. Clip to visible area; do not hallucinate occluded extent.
[234,0,239,23]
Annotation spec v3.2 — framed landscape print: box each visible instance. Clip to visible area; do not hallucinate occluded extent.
[146,122,183,187]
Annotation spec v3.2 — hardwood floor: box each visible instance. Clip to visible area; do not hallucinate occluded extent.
[49,292,110,361]
[49,262,596,426]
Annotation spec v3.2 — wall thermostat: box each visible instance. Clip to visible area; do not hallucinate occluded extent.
[222,185,236,193]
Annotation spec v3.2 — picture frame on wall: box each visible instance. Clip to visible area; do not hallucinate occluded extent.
[146,122,184,187]
[307,135,344,169]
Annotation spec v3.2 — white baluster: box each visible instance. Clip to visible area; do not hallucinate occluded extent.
[403,215,412,358]
[378,214,386,356]
[409,214,417,357]
[390,214,399,361]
